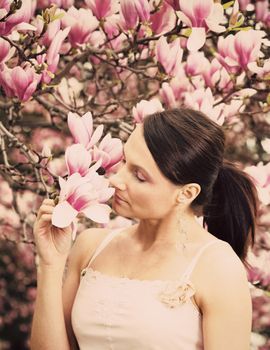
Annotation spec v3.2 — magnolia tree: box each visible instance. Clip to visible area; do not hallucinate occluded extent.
[0,0,269,348]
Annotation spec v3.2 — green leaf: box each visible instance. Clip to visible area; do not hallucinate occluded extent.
[228,26,253,32]
[52,13,65,21]
[267,93,270,106]
[234,13,245,27]
[183,28,192,38]
[264,290,270,297]
[223,1,234,10]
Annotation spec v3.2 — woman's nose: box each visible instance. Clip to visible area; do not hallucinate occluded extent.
[109,172,127,191]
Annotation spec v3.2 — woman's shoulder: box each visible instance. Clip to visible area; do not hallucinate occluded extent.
[67,227,111,273]
[194,239,250,308]
[68,226,135,272]
[198,239,248,283]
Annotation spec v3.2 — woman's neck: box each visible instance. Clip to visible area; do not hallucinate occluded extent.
[132,210,206,252]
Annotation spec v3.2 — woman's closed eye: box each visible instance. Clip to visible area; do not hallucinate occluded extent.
[121,158,147,182]
[134,170,146,182]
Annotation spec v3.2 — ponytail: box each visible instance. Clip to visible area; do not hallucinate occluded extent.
[203,161,258,261]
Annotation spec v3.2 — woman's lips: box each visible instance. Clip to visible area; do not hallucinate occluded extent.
[114,193,128,204]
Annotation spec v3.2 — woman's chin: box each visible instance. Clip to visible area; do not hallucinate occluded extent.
[112,202,133,218]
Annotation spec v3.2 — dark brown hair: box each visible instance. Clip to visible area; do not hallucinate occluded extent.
[143,108,258,260]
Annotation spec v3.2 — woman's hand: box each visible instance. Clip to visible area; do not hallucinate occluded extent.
[33,198,73,267]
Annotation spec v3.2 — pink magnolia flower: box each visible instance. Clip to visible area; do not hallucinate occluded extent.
[46,27,70,66]
[38,27,70,83]
[164,0,180,11]
[156,36,183,76]
[61,0,74,7]
[3,65,41,102]
[201,58,222,88]
[0,203,20,229]
[0,65,15,97]
[120,0,150,29]
[216,29,265,73]
[103,14,121,39]
[85,0,119,20]
[0,0,34,35]
[169,67,193,100]
[67,111,104,150]
[65,144,93,177]
[132,98,164,123]
[0,37,15,65]
[92,133,123,173]
[0,0,10,21]
[249,58,270,79]
[256,0,270,28]
[160,82,177,108]
[184,88,224,125]
[61,6,99,47]
[223,90,257,123]
[150,2,176,35]
[37,0,61,8]
[0,177,13,206]
[41,19,61,47]
[245,162,270,205]
[36,50,55,84]
[52,171,115,227]
[177,0,226,51]
[37,0,74,8]
[184,51,209,77]
[238,0,250,11]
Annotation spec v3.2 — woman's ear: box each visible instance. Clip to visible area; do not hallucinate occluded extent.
[176,183,201,205]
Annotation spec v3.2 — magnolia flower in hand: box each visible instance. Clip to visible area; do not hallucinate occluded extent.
[52,170,115,228]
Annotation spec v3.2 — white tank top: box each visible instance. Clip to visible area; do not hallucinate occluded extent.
[72,229,219,349]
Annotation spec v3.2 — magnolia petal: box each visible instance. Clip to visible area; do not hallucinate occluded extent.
[99,133,111,150]
[81,111,93,139]
[205,3,226,33]
[67,112,90,146]
[63,172,88,201]
[187,27,206,51]
[52,201,78,228]
[89,158,103,174]
[71,218,78,241]
[87,124,104,149]
[65,144,92,176]
[82,203,111,223]
[11,67,28,96]
[59,176,66,190]
[176,10,192,27]
[108,145,123,165]
[22,78,40,102]
[93,147,111,168]
[15,23,37,32]
[98,187,115,203]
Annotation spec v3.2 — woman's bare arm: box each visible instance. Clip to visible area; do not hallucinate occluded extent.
[62,228,109,349]
[197,244,252,350]
[30,262,72,350]
[30,198,109,350]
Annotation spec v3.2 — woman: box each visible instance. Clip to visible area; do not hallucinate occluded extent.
[30,108,257,350]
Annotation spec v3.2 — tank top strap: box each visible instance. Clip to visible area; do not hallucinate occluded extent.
[180,240,220,283]
[86,229,122,269]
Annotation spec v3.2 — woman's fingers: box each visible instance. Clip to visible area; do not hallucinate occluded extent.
[43,198,55,206]
[39,214,52,223]
[37,204,54,220]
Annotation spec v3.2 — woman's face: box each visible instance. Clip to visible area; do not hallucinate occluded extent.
[109,124,180,220]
